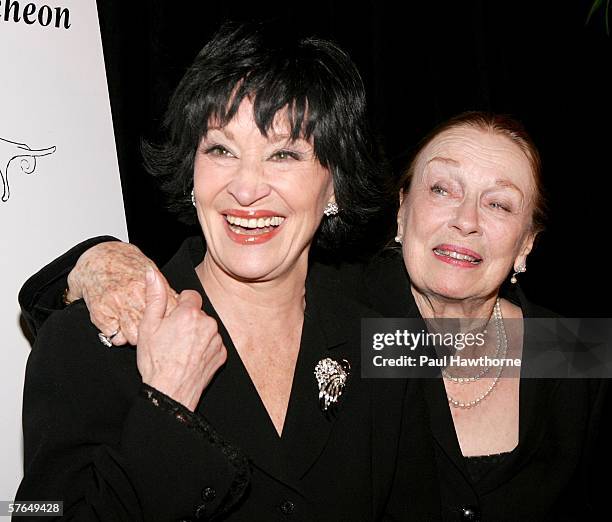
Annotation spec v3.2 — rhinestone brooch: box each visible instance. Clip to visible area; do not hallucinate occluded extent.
[314,357,350,412]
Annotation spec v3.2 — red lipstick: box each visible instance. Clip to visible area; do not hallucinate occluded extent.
[221,209,285,218]
[221,210,285,245]
[432,243,483,268]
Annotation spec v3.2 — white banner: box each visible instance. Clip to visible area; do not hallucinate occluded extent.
[0,0,128,499]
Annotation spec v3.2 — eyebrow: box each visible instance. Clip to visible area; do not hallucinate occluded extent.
[426,156,525,196]
[205,127,304,144]
[206,126,234,140]
[493,179,523,194]
[267,132,299,143]
[426,156,461,167]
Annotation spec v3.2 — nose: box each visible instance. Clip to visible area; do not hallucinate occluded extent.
[448,197,482,236]
[226,159,272,206]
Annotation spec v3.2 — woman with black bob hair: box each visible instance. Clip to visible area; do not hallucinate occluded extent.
[147,20,394,253]
[16,21,439,521]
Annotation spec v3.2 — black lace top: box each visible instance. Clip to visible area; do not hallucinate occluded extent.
[463,451,512,484]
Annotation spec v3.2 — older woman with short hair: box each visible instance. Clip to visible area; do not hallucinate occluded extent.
[367,112,605,520]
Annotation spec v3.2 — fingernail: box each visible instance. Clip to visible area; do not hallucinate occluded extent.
[145,268,155,284]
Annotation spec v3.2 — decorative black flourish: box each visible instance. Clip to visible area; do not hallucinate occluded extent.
[0,137,56,202]
[141,384,251,516]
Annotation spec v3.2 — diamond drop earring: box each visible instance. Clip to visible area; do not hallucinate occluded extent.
[511,264,526,284]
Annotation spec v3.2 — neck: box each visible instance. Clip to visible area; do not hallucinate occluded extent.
[411,285,499,321]
[196,253,307,329]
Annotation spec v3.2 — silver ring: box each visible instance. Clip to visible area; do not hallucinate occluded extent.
[98,329,120,347]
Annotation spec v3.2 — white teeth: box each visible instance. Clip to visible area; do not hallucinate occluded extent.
[224,214,285,229]
[434,248,481,264]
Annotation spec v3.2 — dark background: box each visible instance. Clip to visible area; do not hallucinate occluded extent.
[96,0,611,317]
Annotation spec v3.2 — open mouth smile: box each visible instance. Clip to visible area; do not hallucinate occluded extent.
[432,244,483,267]
[222,210,286,244]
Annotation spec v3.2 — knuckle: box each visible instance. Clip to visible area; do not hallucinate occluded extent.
[176,305,198,321]
[177,299,197,314]
[125,323,138,338]
[201,316,218,332]
[178,288,191,297]
[187,307,203,322]
[94,317,115,333]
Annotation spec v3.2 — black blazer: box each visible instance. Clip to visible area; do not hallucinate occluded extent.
[16,237,440,522]
[321,251,607,522]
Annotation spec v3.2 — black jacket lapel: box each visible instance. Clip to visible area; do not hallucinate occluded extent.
[280,279,353,480]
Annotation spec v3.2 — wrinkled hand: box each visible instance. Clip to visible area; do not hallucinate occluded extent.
[138,269,227,411]
[66,241,178,346]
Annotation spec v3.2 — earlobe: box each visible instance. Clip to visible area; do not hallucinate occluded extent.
[510,263,526,284]
[513,254,527,273]
[323,198,339,217]
[513,259,527,274]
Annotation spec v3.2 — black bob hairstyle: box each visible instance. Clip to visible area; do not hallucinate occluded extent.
[143,21,394,251]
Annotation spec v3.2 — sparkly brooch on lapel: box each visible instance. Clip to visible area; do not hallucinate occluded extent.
[314,358,351,412]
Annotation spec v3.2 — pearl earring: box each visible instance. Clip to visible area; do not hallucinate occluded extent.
[191,189,196,207]
[323,201,339,216]
[394,235,402,244]
[511,264,526,284]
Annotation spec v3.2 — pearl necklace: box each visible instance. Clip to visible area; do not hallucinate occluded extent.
[442,298,501,383]
[445,298,508,409]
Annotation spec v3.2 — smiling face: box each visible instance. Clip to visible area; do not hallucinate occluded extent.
[193,97,334,282]
[398,126,537,302]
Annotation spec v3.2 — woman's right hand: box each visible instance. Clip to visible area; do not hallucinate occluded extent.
[137,269,227,412]
[66,241,178,346]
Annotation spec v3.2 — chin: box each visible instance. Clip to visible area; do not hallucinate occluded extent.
[208,225,307,281]
[221,255,289,282]
[428,281,476,302]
